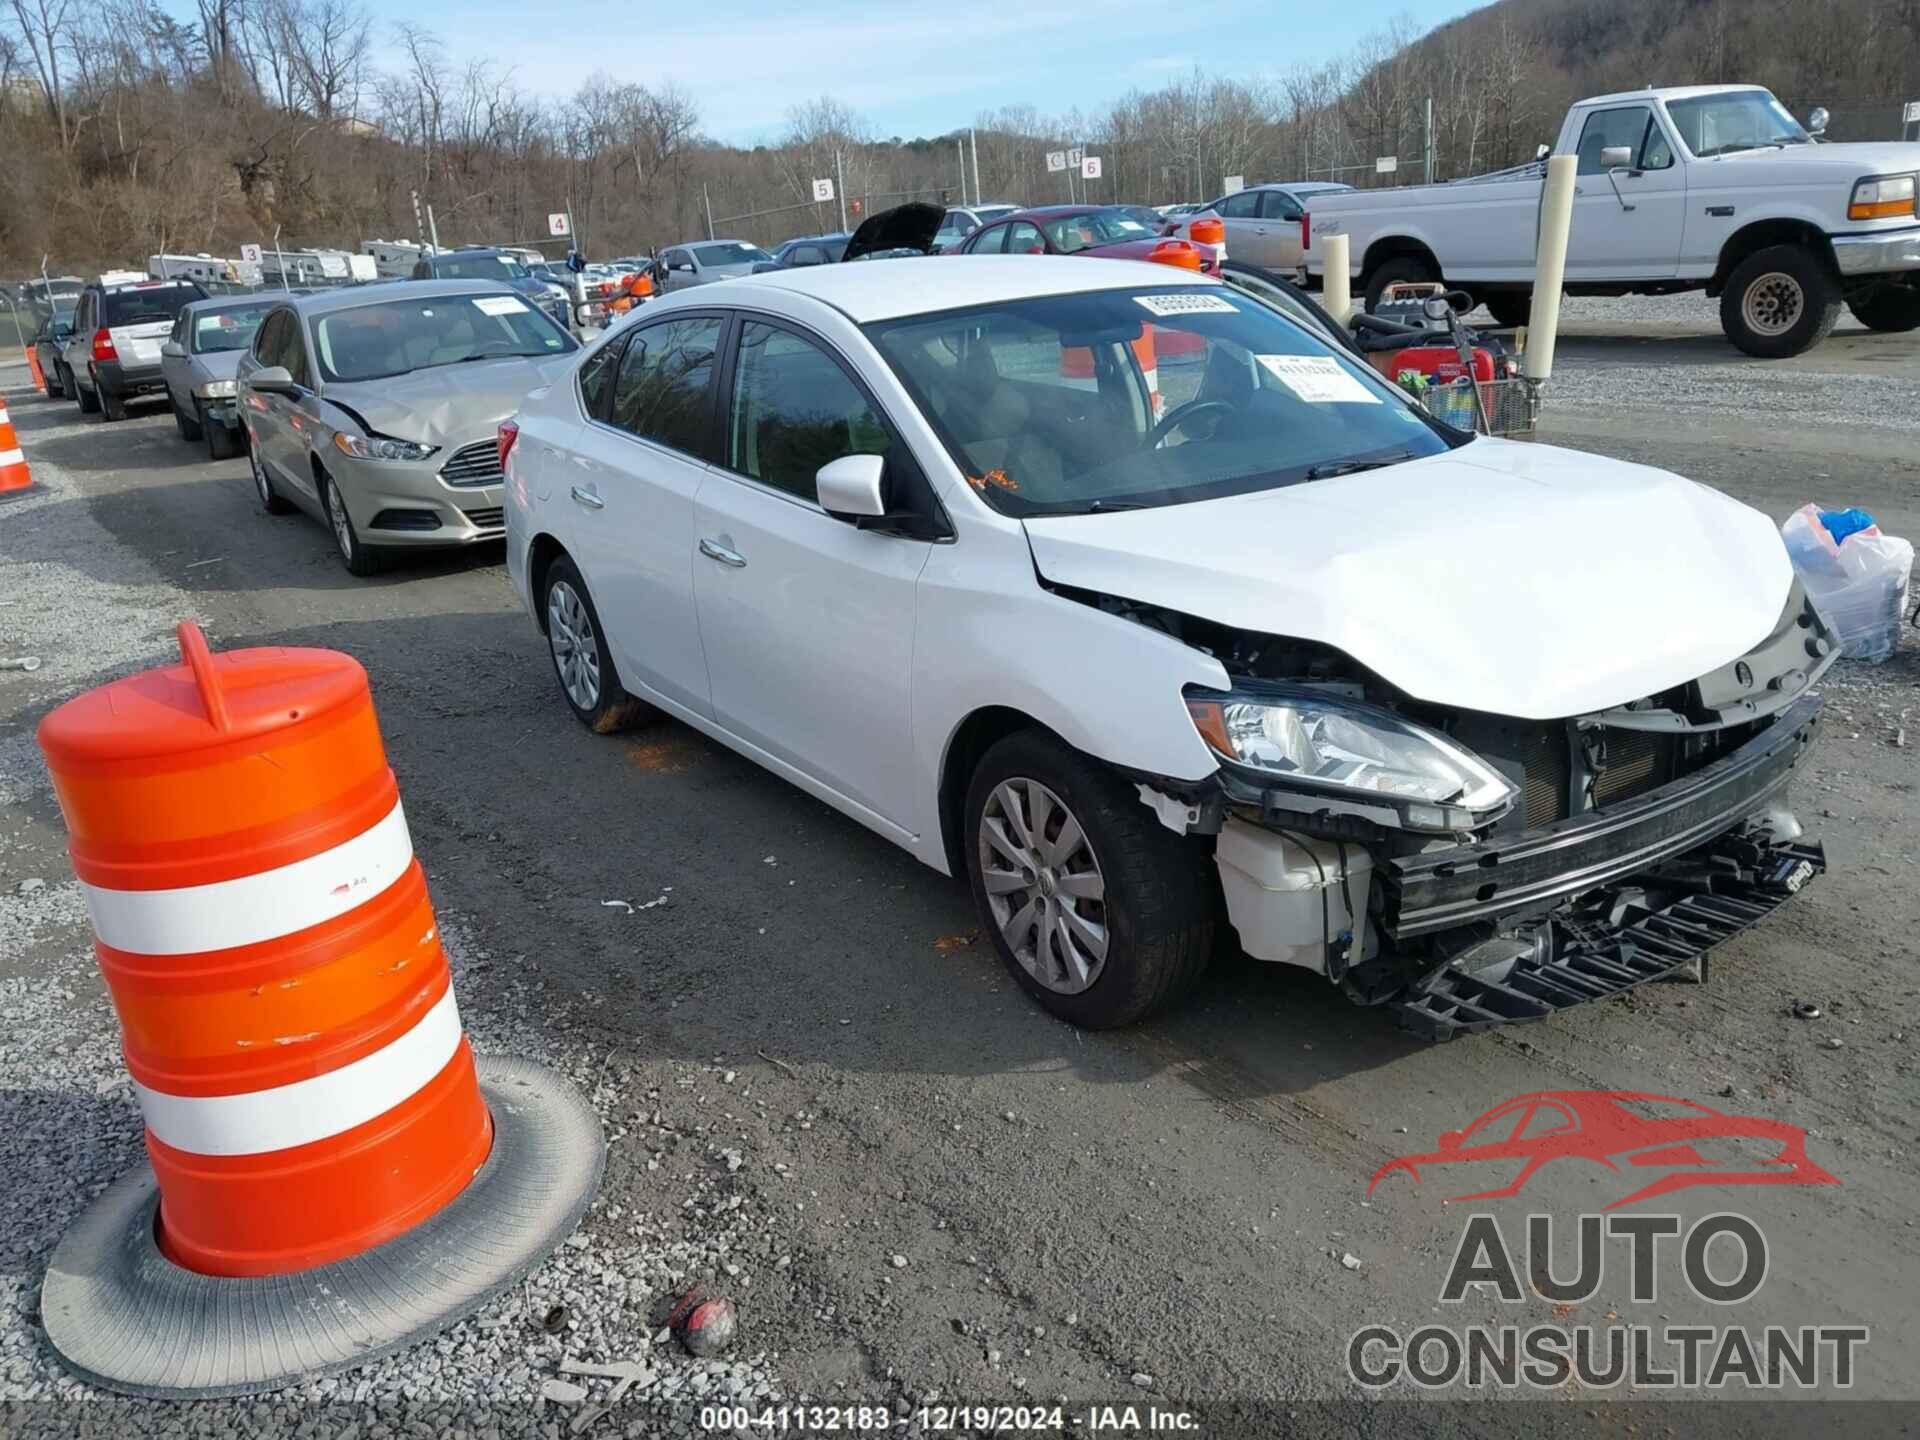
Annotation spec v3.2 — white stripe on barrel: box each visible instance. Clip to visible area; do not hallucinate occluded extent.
[81,800,413,955]
[0,448,23,469]
[132,984,463,1155]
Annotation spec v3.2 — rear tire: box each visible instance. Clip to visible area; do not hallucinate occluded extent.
[541,555,651,733]
[964,729,1215,1029]
[97,378,127,422]
[320,469,381,576]
[76,372,100,414]
[1364,255,1439,313]
[1720,244,1842,358]
[1846,284,1920,333]
[1482,290,1533,328]
[44,362,64,399]
[177,399,204,442]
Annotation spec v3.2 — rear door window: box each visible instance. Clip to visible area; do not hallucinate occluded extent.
[103,283,202,327]
[1004,221,1045,255]
[577,337,623,418]
[1217,191,1261,220]
[607,315,724,458]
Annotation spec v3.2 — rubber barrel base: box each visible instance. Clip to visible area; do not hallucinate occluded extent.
[39,1056,604,1398]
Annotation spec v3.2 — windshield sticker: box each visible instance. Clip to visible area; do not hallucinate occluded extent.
[473,296,530,317]
[1257,354,1382,404]
[1134,293,1237,317]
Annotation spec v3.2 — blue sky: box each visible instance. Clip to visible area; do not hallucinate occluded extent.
[426,0,1490,144]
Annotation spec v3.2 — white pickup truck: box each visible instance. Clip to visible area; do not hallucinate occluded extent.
[1304,85,1920,357]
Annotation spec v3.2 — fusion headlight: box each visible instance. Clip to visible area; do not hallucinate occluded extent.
[193,378,237,399]
[1186,686,1515,832]
[332,432,438,462]
[1848,173,1916,221]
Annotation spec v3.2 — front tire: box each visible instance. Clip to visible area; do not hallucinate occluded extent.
[319,469,381,576]
[1720,245,1842,358]
[1846,284,1920,333]
[44,362,64,399]
[250,444,293,513]
[542,555,650,733]
[177,399,204,442]
[1482,290,1532,328]
[207,415,240,461]
[964,730,1214,1029]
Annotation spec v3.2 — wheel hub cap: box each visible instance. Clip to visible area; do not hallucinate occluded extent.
[1743,273,1803,336]
[978,777,1108,995]
[547,582,601,711]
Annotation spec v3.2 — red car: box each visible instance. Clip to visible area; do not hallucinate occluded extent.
[949,205,1219,273]
[1367,1090,1839,1210]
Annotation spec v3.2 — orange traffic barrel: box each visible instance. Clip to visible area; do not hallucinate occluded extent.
[0,393,32,494]
[36,622,603,1396]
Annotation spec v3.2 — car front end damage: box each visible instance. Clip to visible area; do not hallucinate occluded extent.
[1108,581,1838,1039]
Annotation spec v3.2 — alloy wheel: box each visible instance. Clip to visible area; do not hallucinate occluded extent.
[251,449,271,506]
[977,777,1109,994]
[1742,272,1804,336]
[326,481,355,561]
[547,580,602,711]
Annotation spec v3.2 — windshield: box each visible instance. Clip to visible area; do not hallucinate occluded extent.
[103,283,201,326]
[694,242,773,267]
[312,293,573,383]
[433,253,530,281]
[191,304,274,354]
[1666,90,1810,156]
[1043,210,1156,254]
[867,286,1451,517]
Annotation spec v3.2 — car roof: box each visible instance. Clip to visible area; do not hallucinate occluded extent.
[1582,84,1771,107]
[182,293,281,315]
[683,253,1214,323]
[278,277,522,316]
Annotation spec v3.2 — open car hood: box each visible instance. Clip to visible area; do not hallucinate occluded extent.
[1022,439,1794,720]
[843,202,943,261]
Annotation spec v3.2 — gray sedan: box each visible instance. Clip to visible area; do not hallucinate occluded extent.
[162,295,281,460]
[656,239,773,293]
[235,279,578,576]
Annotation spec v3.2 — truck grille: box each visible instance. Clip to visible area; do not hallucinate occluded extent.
[439,440,503,488]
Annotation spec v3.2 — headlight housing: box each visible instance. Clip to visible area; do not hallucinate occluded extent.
[1186,685,1516,833]
[1848,173,1916,221]
[332,432,438,462]
[193,379,236,399]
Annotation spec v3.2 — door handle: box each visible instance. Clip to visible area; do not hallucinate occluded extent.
[570,485,604,510]
[699,537,746,568]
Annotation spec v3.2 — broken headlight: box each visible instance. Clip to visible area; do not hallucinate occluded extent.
[1186,685,1516,833]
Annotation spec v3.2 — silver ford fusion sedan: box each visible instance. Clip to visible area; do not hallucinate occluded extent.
[235,279,578,575]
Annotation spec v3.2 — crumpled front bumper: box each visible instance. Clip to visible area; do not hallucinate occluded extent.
[1380,695,1822,939]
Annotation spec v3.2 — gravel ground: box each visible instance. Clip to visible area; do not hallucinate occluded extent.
[2,302,1918,1440]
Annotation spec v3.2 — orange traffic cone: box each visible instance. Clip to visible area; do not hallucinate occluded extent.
[0,394,33,495]
[25,343,47,394]
[35,622,602,1395]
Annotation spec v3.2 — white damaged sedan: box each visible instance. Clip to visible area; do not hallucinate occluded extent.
[502,256,1834,1038]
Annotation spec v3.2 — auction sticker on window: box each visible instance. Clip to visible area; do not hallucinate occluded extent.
[1258,354,1381,403]
[1135,292,1237,317]
[473,296,530,317]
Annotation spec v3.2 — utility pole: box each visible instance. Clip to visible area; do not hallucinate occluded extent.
[970,128,981,206]
[835,148,848,231]
[426,204,440,251]
[703,184,715,240]
[1424,95,1435,183]
[273,225,288,292]
[956,139,967,205]
[410,190,428,249]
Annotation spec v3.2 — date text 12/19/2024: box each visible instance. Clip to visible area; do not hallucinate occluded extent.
[700,1404,1202,1432]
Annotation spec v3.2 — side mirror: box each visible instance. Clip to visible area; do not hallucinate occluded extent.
[816,453,887,522]
[248,364,297,395]
[1599,145,1634,171]
[1807,106,1829,138]
[161,340,185,358]
[669,259,693,272]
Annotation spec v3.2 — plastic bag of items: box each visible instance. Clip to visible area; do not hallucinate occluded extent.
[1781,504,1912,663]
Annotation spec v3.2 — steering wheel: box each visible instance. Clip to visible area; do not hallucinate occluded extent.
[1151,398,1236,448]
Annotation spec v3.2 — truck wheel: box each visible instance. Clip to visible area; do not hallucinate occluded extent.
[1483,290,1532,328]
[964,729,1215,1030]
[1846,284,1920,333]
[1720,245,1841,358]
[1364,255,1438,313]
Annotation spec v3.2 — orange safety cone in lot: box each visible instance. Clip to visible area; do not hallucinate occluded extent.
[0,393,33,494]
[25,344,47,394]
[35,622,602,1395]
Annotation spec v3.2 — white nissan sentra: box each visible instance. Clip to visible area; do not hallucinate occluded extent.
[502,256,1833,1039]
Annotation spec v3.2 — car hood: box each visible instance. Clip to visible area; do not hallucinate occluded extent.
[1708,139,1920,177]
[844,202,943,260]
[195,350,247,381]
[325,355,573,443]
[1021,439,1793,719]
